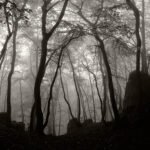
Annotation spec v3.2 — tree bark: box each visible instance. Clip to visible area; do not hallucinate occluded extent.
[19,80,24,123]
[94,34,120,122]
[141,0,148,73]
[30,0,69,135]
[6,20,18,124]
[126,0,141,73]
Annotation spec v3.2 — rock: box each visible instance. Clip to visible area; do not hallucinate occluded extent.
[0,113,8,125]
[82,119,93,127]
[123,71,150,117]
[67,118,81,134]
[11,121,25,131]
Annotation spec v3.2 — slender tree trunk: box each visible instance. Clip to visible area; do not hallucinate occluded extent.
[83,56,96,122]
[93,74,103,122]
[99,53,107,123]
[0,60,7,100]
[6,21,18,124]
[76,67,87,120]
[141,0,148,73]
[0,0,13,69]
[19,80,24,123]
[68,50,81,122]
[58,101,61,136]
[81,86,92,119]
[87,67,103,123]
[94,34,120,122]
[43,46,65,129]
[88,72,96,122]
[60,69,75,119]
[126,0,141,73]
[52,99,57,136]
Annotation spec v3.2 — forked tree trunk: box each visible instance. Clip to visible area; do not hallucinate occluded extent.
[30,0,69,135]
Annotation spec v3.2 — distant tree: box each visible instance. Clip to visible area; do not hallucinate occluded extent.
[0,0,13,69]
[67,49,81,122]
[6,0,28,124]
[60,68,75,120]
[141,0,148,73]
[70,0,120,122]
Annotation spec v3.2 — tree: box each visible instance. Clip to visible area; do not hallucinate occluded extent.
[94,34,120,122]
[6,0,28,124]
[141,0,148,73]
[70,0,120,122]
[126,0,141,73]
[0,0,13,69]
[67,49,81,122]
[30,0,69,135]
[60,68,75,120]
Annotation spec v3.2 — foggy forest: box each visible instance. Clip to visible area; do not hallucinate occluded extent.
[0,0,150,149]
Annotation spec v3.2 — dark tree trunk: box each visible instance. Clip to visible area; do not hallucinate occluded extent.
[6,21,18,124]
[30,38,47,134]
[30,0,69,135]
[141,0,148,73]
[99,53,107,123]
[126,0,141,73]
[43,47,63,129]
[94,34,120,122]
[126,0,142,111]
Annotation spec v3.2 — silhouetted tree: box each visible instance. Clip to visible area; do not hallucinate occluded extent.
[30,0,69,135]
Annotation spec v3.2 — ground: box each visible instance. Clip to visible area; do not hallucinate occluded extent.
[0,115,150,150]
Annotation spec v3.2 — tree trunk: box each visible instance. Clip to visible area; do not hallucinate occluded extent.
[19,80,24,123]
[43,46,64,129]
[99,53,107,123]
[126,0,141,73]
[30,38,47,135]
[0,0,13,69]
[94,34,120,122]
[60,69,75,119]
[30,0,69,135]
[141,0,148,73]
[6,21,18,124]
[68,50,81,122]
[84,56,96,122]
[58,101,62,136]
[81,86,92,119]
[126,0,142,111]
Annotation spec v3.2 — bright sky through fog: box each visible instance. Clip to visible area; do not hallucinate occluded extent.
[20,45,29,58]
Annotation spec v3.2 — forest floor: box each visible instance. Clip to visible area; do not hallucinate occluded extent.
[0,116,150,150]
